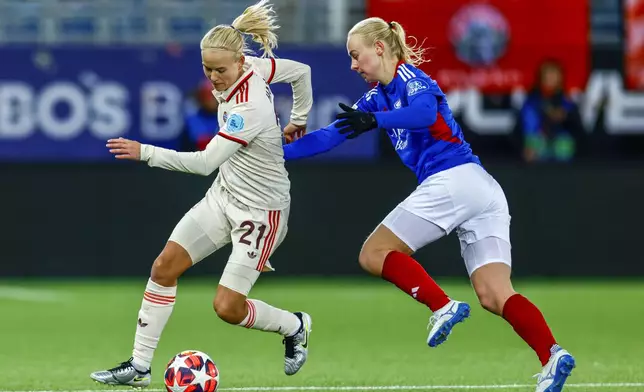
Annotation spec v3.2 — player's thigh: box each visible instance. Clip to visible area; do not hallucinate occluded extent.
[377,206,446,253]
[371,164,491,254]
[221,202,289,296]
[394,163,493,240]
[169,197,232,265]
[358,208,445,276]
[457,178,512,277]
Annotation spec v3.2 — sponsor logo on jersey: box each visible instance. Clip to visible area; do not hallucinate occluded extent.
[394,99,402,109]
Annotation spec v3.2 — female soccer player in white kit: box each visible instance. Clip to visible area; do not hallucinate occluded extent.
[91,1,312,385]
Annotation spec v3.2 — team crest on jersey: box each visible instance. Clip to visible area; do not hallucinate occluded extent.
[226,113,244,133]
[394,99,402,109]
[407,80,429,97]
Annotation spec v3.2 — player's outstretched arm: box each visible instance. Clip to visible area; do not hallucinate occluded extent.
[107,136,242,176]
[372,93,438,130]
[282,120,348,161]
[335,94,439,136]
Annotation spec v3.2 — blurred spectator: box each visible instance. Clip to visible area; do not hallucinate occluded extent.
[180,80,219,151]
[517,60,585,163]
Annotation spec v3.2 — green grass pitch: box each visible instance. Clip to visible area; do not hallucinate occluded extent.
[1,278,643,391]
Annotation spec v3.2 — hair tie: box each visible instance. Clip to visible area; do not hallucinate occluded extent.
[388,21,394,29]
[227,24,243,34]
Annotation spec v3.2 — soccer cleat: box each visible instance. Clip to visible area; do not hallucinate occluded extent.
[427,300,470,347]
[535,345,576,392]
[90,357,151,388]
[283,312,312,376]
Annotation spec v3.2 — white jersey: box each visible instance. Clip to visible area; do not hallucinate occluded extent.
[211,61,289,210]
[140,56,312,211]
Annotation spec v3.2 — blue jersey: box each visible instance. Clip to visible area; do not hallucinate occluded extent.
[283,62,481,183]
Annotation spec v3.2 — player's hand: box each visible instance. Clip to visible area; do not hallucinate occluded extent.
[335,103,378,139]
[283,122,306,144]
[107,137,142,161]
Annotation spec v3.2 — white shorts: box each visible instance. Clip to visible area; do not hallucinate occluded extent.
[382,163,512,275]
[168,185,289,295]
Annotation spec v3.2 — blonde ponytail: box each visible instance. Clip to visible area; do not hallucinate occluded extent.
[348,17,428,67]
[200,0,279,58]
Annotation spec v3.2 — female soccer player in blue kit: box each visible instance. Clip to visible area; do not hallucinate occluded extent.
[283,17,575,392]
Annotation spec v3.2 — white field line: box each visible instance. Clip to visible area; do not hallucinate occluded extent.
[3,383,644,392]
[0,286,71,302]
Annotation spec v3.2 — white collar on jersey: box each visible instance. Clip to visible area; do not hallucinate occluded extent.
[212,66,254,103]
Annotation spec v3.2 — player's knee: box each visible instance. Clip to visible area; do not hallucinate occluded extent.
[358,246,387,276]
[475,287,512,315]
[213,296,246,324]
[477,292,502,315]
[150,243,191,287]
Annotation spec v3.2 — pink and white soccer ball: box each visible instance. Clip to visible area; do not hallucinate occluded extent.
[164,350,220,392]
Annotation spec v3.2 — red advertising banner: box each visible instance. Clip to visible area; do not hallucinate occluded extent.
[367,0,589,93]
[625,0,644,90]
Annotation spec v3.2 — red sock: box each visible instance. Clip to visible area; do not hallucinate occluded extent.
[381,251,450,312]
[502,294,557,366]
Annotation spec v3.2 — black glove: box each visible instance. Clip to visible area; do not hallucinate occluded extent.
[335,103,378,139]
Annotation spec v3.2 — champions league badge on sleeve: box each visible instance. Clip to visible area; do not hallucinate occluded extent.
[226,113,244,133]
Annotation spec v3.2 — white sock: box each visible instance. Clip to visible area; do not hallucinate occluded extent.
[238,299,301,336]
[131,278,176,370]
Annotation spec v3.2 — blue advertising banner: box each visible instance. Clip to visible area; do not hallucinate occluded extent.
[0,46,378,161]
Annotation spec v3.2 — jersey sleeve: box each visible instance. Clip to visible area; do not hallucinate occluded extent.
[247,56,313,126]
[371,70,439,130]
[282,90,381,160]
[140,135,242,176]
[282,120,347,160]
[217,101,265,146]
[247,56,278,84]
[353,89,379,112]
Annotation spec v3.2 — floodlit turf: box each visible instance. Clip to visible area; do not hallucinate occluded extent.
[1,278,643,391]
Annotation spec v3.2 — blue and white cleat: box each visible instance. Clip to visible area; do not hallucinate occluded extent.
[535,345,576,392]
[427,300,470,347]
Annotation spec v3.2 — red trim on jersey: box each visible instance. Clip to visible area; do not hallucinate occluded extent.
[267,58,276,83]
[429,113,462,144]
[217,131,248,147]
[234,81,250,104]
[225,71,254,102]
[257,211,280,271]
[393,60,406,79]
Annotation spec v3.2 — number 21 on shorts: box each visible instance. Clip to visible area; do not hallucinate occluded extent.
[236,210,282,271]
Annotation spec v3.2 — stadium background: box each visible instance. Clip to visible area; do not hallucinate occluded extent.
[1,0,643,391]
